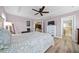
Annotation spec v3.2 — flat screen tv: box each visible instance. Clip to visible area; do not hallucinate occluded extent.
[48,21,55,25]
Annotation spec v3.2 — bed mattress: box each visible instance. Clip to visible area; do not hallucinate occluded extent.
[0,32,54,53]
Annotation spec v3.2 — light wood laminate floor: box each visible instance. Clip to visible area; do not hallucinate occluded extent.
[46,36,79,53]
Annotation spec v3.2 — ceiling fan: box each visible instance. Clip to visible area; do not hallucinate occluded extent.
[32,6,49,16]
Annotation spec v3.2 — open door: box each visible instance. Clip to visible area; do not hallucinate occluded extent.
[61,15,76,42]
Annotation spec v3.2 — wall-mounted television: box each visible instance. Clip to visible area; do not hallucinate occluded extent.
[48,21,55,25]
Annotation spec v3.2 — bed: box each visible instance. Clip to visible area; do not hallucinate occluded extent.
[0,32,54,53]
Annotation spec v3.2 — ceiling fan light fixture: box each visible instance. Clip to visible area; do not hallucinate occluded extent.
[32,6,49,16]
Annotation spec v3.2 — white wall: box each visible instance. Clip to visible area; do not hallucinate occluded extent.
[6,13,34,33]
[47,10,79,42]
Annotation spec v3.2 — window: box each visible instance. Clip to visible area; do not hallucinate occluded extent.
[26,21,30,26]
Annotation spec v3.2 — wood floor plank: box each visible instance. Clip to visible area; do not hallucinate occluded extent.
[46,36,78,53]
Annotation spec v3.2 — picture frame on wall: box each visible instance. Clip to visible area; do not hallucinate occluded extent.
[26,21,30,26]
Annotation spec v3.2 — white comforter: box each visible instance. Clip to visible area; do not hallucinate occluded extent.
[2,32,54,53]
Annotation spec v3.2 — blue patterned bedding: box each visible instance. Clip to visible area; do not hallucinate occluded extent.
[0,29,11,50]
[0,32,54,53]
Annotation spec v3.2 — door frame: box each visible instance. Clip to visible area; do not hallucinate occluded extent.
[61,15,77,42]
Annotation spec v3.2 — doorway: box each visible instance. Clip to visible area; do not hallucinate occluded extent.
[35,22,42,32]
[61,15,76,42]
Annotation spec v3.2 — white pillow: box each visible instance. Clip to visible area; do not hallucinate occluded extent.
[0,28,11,50]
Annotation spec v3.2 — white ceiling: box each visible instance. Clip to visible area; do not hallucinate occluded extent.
[4,6,79,19]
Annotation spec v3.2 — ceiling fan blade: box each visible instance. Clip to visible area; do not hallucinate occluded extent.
[42,11,49,13]
[32,9,39,12]
[34,13,39,15]
[40,13,43,16]
[40,6,45,11]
